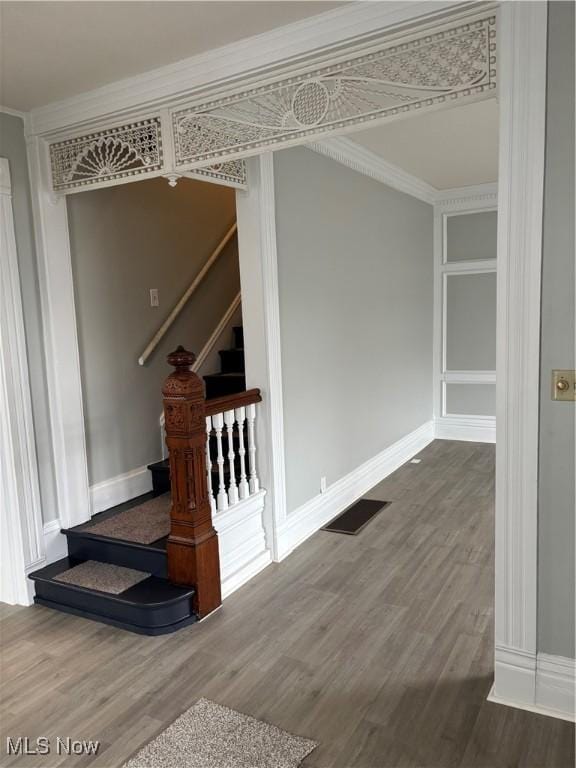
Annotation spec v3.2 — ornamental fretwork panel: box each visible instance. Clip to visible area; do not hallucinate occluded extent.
[172,16,496,167]
[48,117,247,193]
[50,119,164,192]
[186,158,247,187]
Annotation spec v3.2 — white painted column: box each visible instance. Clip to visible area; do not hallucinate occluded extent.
[235,154,286,560]
[26,135,91,529]
[0,158,45,605]
[491,1,548,709]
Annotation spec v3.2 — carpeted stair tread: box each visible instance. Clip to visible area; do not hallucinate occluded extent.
[81,493,171,544]
[54,561,151,595]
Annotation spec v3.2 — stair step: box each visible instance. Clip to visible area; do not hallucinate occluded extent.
[64,526,167,578]
[29,558,196,635]
[219,348,245,374]
[232,326,243,349]
[204,372,246,399]
[148,459,171,496]
[62,493,170,576]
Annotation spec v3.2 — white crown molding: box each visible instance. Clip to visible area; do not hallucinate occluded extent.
[29,1,486,136]
[309,137,438,204]
[0,105,28,120]
[309,138,499,207]
[435,182,498,208]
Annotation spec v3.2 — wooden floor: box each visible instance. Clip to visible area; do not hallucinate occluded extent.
[1,441,573,767]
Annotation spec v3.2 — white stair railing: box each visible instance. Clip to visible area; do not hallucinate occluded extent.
[204,390,262,512]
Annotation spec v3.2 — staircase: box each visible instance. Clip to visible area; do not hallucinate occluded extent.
[28,329,253,635]
[148,325,246,497]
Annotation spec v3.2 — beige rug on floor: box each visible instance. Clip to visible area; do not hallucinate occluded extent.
[54,561,150,594]
[123,698,317,768]
[81,494,171,544]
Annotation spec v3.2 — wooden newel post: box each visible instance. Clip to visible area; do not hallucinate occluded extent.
[162,346,221,618]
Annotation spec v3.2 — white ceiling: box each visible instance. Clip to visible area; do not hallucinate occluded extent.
[349,99,499,190]
[0,1,344,111]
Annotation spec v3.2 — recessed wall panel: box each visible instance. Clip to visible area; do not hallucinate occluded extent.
[445,272,496,371]
[446,210,497,262]
[445,382,496,416]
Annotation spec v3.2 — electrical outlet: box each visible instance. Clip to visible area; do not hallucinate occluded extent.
[320,476,327,494]
[150,288,159,307]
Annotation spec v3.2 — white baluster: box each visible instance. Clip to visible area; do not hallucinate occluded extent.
[205,416,216,514]
[212,412,228,512]
[246,403,260,494]
[224,409,239,506]
[235,406,249,500]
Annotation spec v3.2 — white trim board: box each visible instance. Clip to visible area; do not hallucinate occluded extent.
[310,137,497,206]
[14,0,554,726]
[0,157,45,605]
[214,489,271,599]
[29,2,490,136]
[493,0,547,707]
[276,421,435,561]
[0,105,28,120]
[89,465,154,517]
[489,649,576,723]
[38,519,68,568]
[434,416,496,444]
[235,154,287,562]
[309,137,437,204]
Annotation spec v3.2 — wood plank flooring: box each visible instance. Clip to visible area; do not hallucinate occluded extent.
[1,441,573,767]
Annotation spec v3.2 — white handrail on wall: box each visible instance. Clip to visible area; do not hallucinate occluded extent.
[158,291,242,458]
[138,221,237,366]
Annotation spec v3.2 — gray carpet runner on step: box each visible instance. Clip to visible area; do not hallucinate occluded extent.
[54,561,150,594]
[81,494,171,544]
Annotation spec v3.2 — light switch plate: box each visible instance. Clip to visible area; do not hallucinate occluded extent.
[552,370,576,401]
[150,288,159,307]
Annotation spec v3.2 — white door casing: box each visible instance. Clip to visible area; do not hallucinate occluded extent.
[0,157,45,605]
[16,0,557,717]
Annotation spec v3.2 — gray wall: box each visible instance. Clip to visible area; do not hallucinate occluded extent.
[274,147,433,513]
[537,1,575,659]
[0,113,59,522]
[67,177,239,485]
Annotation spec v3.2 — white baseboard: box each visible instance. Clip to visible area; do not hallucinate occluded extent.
[536,654,576,720]
[42,519,68,564]
[490,645,576,722]
[276,420,435,561]
[89,464,154,516]
[434,415,496,443]
[214,490,272,599]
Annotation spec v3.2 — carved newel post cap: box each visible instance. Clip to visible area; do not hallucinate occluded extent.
[167,346,196,371]
[163,346,203,399]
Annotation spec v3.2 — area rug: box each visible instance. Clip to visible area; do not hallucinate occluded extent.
[54,561,150,594]
[81,494,171,544]
[322,498,389,535]
[123,698,317,768]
